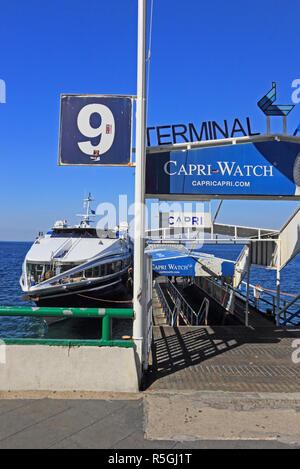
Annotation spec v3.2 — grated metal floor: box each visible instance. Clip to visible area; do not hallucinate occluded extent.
[144,326,300,393]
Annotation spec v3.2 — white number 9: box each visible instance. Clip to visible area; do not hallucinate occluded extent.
[77,103,115,155]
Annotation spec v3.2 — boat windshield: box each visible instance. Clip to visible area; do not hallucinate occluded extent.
[51,228,117,239]
[27,262,80,285]
[27,256,131,286]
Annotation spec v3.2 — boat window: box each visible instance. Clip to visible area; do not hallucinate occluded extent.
[71,270,82,279]
[85,268,93,278]
[92,266,100,277]
[84,266,101,278]
[83,262,123,279]
[51,228,117,239]
[111,261,122,273]
[27,263,53,284]
[60,264,74,273]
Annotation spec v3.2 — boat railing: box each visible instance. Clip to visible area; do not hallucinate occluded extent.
[59,237,81,258]
[0,307,134,347]
[51,238,73,260]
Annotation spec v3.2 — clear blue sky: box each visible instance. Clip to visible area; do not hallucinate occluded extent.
[0,0,299,240]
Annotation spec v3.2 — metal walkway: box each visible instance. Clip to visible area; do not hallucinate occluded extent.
[153,277,211,326]
[153,276,274,328]
[144,325,300,393]
[194,277,276,327]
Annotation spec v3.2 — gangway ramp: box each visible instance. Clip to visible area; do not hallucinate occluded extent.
[232,205,300,273]
[205,223,278,239]
[233,239,278,288]
[154,277,203,326]
[279,205,300,269]
[153,276,273,328]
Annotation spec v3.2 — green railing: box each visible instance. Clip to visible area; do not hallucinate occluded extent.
[0,307,134,348]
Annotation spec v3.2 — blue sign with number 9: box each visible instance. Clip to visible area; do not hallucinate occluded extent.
[59,95,133,166]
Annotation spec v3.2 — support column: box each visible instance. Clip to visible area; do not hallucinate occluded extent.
[283,116,287,135]
[245,243,251,327]
[133,0,147,376]
[276,240,281,327]
[266,116,271,135]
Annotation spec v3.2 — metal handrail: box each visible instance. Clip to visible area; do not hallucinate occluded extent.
[197,297,210,326]
[239,281,299,319]
[278,294,300,326]
[197,276,300,326]
[154,280,174,325]
[167,279,199,325]
[0,307,134,345]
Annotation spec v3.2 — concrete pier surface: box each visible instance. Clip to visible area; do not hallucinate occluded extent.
[0,324,299,448]
[0,391,299,449]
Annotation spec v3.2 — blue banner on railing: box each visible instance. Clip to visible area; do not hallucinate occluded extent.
[59,95,133,166]
[146,140,300,198]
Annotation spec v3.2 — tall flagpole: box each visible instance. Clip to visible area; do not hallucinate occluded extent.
[133,0,147,376]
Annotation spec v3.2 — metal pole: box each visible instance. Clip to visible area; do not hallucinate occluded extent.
[245,243,251,327]
[133,0,147,374]
[276,240,281,326]
[212,200,223,224]
[209,201,213,239]
[283,116,287,135]
[266,116,271,135]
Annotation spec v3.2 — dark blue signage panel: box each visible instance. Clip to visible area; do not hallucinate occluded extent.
[59,95,133,166]
[146,141,300,199]
[151,250,234,277]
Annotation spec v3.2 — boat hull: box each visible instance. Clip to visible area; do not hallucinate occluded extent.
[26,273,133,308]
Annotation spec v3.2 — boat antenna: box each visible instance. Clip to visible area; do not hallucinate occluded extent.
[76,192,95,227]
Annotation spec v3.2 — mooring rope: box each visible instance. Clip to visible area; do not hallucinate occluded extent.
[77,293,133,304]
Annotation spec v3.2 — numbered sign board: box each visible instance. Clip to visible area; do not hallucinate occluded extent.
[59,95,133,166]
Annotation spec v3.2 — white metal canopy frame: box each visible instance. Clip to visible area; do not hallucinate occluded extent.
[132,1,300,369]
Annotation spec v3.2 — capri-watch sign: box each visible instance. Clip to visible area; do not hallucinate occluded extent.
[145,138,300,200]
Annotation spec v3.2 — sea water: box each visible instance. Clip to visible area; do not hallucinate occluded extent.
[0,241,299,338]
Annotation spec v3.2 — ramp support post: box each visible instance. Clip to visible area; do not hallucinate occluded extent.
[276,240,281,327]
[133,0,147,377]
[245,243,252,327]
